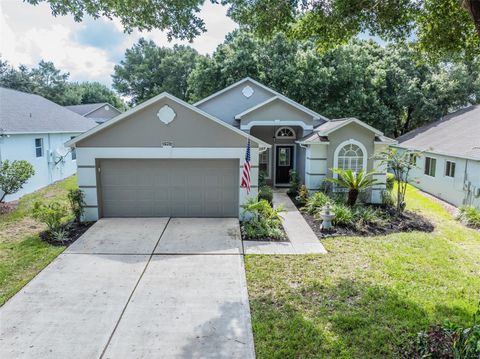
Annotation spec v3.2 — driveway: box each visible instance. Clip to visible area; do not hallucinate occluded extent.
[0,218,254,359]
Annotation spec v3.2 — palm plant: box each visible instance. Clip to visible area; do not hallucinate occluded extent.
[326,169,379,206]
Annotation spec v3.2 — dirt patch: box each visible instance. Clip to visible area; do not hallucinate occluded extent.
[39,221,94,246]
[0,202,18,215]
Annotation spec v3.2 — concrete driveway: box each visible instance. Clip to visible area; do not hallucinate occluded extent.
[0,218,254,359]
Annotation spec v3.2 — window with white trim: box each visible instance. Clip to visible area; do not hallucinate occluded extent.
[337,143,364,172]
[259,149,270,178]
[35,138,44,158]
[424,157,436,177]
[275,127,296,139]
[445,160,455,178]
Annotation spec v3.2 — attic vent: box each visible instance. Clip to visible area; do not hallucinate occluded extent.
[157,105,176,125]
[242,85,254,98]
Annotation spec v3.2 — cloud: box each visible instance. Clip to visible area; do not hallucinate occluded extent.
[0,0,237,87]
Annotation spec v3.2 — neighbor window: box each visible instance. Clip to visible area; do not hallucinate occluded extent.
[445,161,456,178]
[337,143,364,173]
[409,153,417,166]
[70,136,76,160]
[259,149,270,178]
[424,157,436,177]
[35,138,44,158]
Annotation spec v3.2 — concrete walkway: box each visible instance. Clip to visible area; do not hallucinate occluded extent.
[243,191,327,254]
[0,218,255,359]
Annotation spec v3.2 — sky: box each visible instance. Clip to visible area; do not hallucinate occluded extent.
[0,0,237,87]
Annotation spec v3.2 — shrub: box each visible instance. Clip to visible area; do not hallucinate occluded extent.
[303,192,331,215]
[32,201,69,233]
[326,169,379,206]
[354,206,386,228]
[287,169,300,197]
[258,185,273,204]
[67,189,86,223]
[386,172,395,191]
[381,189,395,206]
[241,198,285,240]
[296,185,309,204]
[331,203,354,226]
[458,206,480,229]
[0,160,35,203]
[258,170,267,187]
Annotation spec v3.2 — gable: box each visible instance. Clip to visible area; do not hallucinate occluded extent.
[195,80,275,126]
[239,98,314,127]
[87,105,121,119]
[76,97,259,148]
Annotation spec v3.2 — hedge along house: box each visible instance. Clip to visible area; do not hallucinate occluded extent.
[67,78,393,221]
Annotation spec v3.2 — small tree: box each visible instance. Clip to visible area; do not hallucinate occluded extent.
[326,169,379,206]
[374,148,420,213]
[67,189,86,224]
[0,160,35,203]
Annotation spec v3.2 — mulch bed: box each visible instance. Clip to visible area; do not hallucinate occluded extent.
[289,193,434,238]
[240,222,289,242]
[40,221,94,246]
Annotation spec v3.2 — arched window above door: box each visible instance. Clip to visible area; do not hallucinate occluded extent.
[275,127,296,139]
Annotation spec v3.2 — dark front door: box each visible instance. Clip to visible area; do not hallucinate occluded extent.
[275,145,294,185]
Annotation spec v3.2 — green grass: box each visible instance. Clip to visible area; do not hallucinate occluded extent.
[245,185,480,358]
[0,176,77,306]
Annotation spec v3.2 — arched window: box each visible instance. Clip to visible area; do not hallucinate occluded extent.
[335,142,366,173]
[275,127,296,139]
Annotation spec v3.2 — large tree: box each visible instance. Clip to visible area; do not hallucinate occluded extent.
[0,58,125,108]
[112,39,201,105]
[26,0,480,59]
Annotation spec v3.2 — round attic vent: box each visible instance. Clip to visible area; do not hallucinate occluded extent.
[242,85,254,98]
[157,105,176,125]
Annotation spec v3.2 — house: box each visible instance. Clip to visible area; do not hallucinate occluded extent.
[394,105,480,209]
[66,103,122,124]
[0,87,97,201]
[66,78,392,221]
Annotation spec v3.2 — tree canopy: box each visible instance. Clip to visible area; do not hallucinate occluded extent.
[0,59,125,109]
[27,0,480,60]
[112,39,202,105]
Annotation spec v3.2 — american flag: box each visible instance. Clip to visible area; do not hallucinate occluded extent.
[241,139,251,193]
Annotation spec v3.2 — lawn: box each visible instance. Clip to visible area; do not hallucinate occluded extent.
[245,185,480,358]
[0,176,77,306]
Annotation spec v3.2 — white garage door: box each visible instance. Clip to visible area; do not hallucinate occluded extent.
[99,159,239,217]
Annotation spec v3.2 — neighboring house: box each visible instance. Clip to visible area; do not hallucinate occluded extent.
[0,87,97,201]
[65,103,122,124]
[394,105,480,209]
[67,78,392,221]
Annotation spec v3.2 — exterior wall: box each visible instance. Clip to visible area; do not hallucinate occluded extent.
[240,100,314,128]
[86,105,121,120]
[305,144,328,190]
[75,147,259,221]
[196,81,274,126]
[396,148,480,209]
[76,97,258,148]
[0,133,80,201]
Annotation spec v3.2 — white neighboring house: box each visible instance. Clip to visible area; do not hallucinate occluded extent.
[394,105,480,209]
[65,103,122,124]
[0,87,97,201]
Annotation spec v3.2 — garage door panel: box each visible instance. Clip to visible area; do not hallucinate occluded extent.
[100,159,238,218]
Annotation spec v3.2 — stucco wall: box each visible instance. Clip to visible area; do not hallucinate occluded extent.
[76,98,258,148]
[396,148,480,209]
[196,81,274,126]
[0,133,79,201]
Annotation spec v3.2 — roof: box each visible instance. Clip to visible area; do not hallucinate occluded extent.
[314,118,383,136]
[194,77,328,121]
[297,132,330,144]
[0,87,97,134]
[234,96,320,120]
[396,105,480,160]
[66,92,271,148]
[66,103,109,116]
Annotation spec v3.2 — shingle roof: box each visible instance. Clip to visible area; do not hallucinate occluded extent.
[65,103,107,116]
[0,87,97,133]
[396,105,480,160]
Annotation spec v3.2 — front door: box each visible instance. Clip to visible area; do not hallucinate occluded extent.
[275,145,294,185]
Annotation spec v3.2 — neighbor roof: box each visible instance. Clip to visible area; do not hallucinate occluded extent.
[66,92,271,148]
[194,77,328,121]
[396,105,480,160]
[66,103,109,116]
[0,87,97,133]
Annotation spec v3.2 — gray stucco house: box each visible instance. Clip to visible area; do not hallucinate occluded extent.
[66,103,122,124]
[394,105,480,209]
[67,78,392,221]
